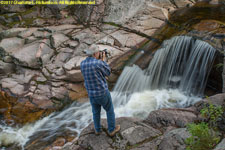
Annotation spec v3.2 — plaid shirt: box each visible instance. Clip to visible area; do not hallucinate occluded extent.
[80,57,111,97]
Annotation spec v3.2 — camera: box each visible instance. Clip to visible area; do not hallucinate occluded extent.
[100,49,111,58]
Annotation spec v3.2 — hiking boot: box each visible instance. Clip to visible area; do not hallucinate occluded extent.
[94,129,102,136]
[108,125,120,137]
[95,130,101,136]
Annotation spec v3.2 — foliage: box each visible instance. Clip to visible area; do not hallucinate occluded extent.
[185,122,221,150]
[200,103,223,128]
[215,63,223,71]
[185,104,224,150]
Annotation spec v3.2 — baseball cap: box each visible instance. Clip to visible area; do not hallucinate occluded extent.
[83,44,100,56]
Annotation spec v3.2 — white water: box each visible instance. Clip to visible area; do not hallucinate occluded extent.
[0,36,215,149]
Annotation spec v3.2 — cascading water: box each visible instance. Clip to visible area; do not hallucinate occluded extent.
[0,36,216,149]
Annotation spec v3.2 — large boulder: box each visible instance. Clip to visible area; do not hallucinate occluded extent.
[143,108,198,131]
[158,128,191,150]
[0,37,25,53]
[12,40,54,68]
[77,117,161,150]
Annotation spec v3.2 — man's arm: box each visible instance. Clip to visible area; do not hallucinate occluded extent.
[97,61,111,77]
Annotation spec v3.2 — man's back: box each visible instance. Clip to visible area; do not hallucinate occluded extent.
[80,57,111,97]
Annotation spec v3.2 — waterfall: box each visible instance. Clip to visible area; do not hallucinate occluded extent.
[114,36,216,96]
[0,36,216,149]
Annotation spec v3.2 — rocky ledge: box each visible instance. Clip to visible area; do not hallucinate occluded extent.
[23,93,224,150]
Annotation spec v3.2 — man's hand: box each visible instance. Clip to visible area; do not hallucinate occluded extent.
[101,51,106,61]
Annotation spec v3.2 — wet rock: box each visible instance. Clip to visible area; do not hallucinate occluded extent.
[158,128,191,150]
[0,37,25,53]
[193,20,221,32]
[143,108,198,131]
[25,122,78,150]
[214,138,225,150]
[0,91,52,125]
[51,33,69,48]
[68,83,88,100]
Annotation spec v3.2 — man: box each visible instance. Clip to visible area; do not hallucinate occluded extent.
[80,44,120,137]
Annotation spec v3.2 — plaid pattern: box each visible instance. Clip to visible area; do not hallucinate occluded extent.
[80,57,111,97]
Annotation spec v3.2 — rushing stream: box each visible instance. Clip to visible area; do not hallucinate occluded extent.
[0,36,216,149]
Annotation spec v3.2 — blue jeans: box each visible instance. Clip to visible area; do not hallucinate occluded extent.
[89,90,115,133]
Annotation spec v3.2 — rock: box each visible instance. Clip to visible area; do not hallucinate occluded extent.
[193,20,221,32]
[158,128,191,150]
[53,69,84,82]
[12,40,54,68]
[0,37,25,53]
[31,97,54,109]
[0,60,15,76]
[1,78,25,95]
[143,108,198,130]
[78,117,161,150]
[18,28,38,38]
[98,36,115,46]
[44,24,83,33]
[51,33,69,48]
[32,19,46,26]
[62,143,80,150]
[54,52,72,67]
[25,36,38,44]
[214,138,225,150]
[194,93,225,111]
[24,121,78,150]
[104,0,145,24]
[52,137,66,147]
[33,31,51,38]
[3,56,13,63]
[55,68,66,76]
[63,56,86,71]
[121,123,161,146]
[68,83,88,100]
[65,40,79,48]
[51,86,68,99]
[150,0,193,11]
[0,91,52,125]
[130,136,163,150]
[0,5,27,13]
[0,28,26,39]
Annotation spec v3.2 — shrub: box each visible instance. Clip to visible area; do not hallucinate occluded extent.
[200,103,223,129]
[185,122,221,150]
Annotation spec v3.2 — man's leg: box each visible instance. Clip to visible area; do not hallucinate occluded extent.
[90,97,102,132]
[102,91,116,133]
